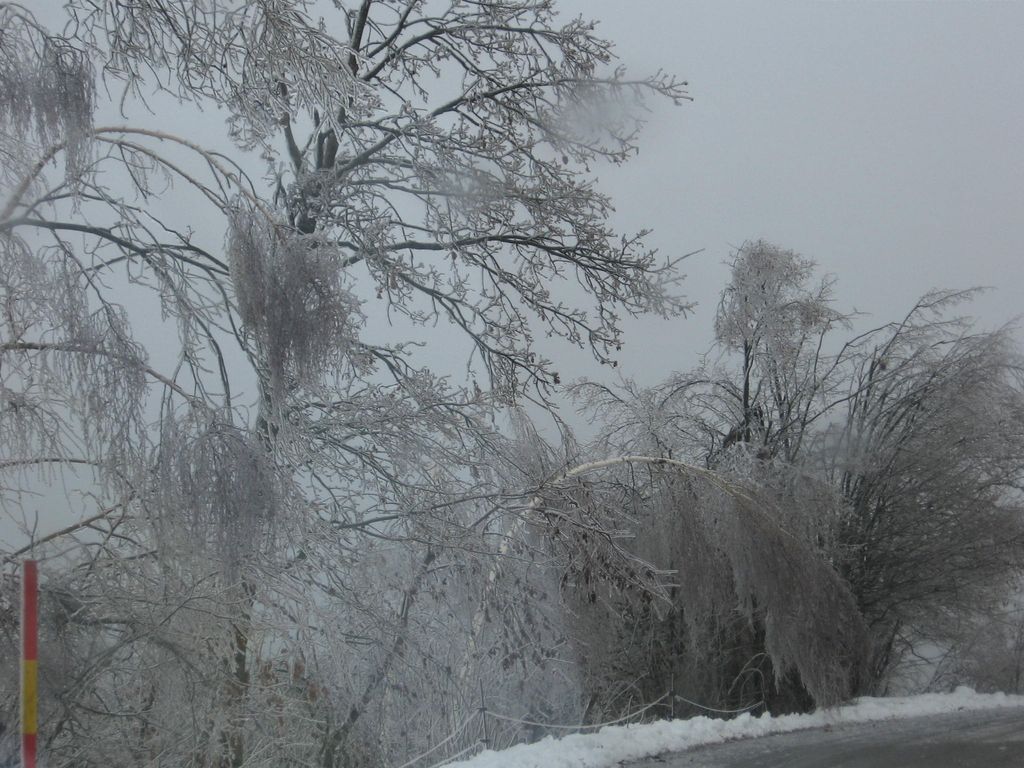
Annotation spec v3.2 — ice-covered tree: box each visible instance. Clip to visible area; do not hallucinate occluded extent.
[569,245,1024,712]
[823,290,1024,687]
[567,388,867,716]
[710,240,849,463]
[0,2,689,765]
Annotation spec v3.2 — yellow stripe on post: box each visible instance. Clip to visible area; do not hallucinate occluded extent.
[21,658,37,735]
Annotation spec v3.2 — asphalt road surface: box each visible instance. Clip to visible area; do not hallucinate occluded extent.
[630,707,1024,768]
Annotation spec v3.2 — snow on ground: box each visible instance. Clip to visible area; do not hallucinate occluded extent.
[443,688,1024,768]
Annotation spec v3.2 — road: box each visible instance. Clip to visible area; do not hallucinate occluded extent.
[630,707,1024,768]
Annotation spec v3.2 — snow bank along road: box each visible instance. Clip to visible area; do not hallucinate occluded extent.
[651,706,1024,768]
[445,689,1024,768]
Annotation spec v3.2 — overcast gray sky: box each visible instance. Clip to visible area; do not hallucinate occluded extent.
[553,0,1024,383]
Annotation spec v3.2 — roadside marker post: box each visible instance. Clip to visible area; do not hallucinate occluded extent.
[21,559,37,768]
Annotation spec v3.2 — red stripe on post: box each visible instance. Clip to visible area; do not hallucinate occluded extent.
[23,559,37,660]
[22,733,36,768]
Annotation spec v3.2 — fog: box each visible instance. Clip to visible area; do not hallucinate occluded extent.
[5,4,1024,765]
[551,1,1024,383]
